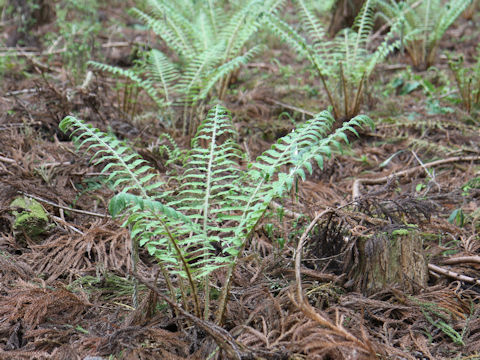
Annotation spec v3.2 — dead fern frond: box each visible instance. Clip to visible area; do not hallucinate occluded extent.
[24,327,80,354]
[0,349,50,360]
[0,282,91,327]
[30,220,131,282]
[291,296,376,359]
[97,326,190,359]
[0,252,35,281]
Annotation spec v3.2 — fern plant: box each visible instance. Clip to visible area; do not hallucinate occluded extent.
[89,0,282,134]
[463,0,478,20]
[377,0,472,69]
[265,0,400,121]
[449,50,480,115]
[59,104,372,323]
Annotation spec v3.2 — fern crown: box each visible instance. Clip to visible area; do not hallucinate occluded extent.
[264,0,400,119]
[88,0,283,129]
[59,105,372,281]
[376,0,472,67]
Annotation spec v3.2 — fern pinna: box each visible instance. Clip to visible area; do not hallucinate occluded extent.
[59,104,372,322]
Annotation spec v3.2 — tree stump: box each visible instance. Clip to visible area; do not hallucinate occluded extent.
[5,0,56,46]
[348,227,428,296]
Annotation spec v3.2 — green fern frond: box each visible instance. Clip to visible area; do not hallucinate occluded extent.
[203,0,223,35]
[437,0,469,33]
[195,11,216,51]
[220,0,262,62]
[365,18,403,76]
[433,0,471,45]
[59,116,163,196]
[352,0,376,62]
[297,0,327,54]
[147,49,179,105]
[130,5,196,59]
[157,133,186,167]
[88,60,166,109]
[237,111,373,236]
[263,12,318,68]
[177,106,243,257]
[198,45,263,100]
[176,45,223,104]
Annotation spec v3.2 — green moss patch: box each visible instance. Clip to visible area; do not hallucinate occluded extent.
[10,196,49,238]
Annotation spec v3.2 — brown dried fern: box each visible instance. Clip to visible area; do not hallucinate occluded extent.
[0,281,91,327]
[29,220,131,282]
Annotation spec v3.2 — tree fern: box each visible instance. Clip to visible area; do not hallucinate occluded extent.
[60,104,372,321]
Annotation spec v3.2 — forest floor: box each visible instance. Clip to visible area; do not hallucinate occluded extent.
[1,1,480,359]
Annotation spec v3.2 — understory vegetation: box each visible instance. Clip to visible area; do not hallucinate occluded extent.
[0,0,480,359]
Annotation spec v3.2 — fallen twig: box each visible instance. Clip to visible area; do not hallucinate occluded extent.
[20,191,109,218]
[0,42,132,58]
[133,272,254,360]
[442,256,480,265]
[266,98,316,117]
[428,263,480,286]
[292,207,375,356]
[51,215,84,235]
[295,209,333,300]
[270,267,342,282]
[353,155,480,199]
[0,121,42,130]
[412,151,441,191]
[5,88,42,96]
[0,155,15,164]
